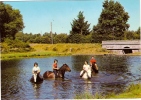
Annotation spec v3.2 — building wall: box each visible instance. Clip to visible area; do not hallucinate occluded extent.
[102,40,140,45]
[102,44,140,50]
[102,40,141,54]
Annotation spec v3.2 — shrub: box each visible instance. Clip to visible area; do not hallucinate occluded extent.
[2,38,32,53]
[63,48,68,52]
[52,47,58,51]
[1,43,10,53]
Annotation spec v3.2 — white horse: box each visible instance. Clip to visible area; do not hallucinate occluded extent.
[80,70,91,79]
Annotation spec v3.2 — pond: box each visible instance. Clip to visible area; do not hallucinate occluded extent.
[1,55,141,99]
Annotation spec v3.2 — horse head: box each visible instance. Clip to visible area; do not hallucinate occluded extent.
[62,63,71,72]
[58,63,71,78]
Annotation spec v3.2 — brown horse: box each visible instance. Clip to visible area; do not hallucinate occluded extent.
[43,64,71,79]
[92,63,99,73]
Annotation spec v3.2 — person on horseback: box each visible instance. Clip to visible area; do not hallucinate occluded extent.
[32,62,40,82]
[80,61,91,78]
[52,59,59,78]
[90,56,98,73]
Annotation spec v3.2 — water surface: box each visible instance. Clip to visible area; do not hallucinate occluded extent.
[1,55,141,99]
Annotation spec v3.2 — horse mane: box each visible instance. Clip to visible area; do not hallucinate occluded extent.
[59,64,67,71]
[58,64,67,78]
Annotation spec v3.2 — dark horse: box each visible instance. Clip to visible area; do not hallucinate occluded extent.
[43,64,71,79]
[92,63,99,73]
[30,73,43,83]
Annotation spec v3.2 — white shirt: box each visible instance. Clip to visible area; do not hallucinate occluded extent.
[32,66,40,72]
[83,64,91,71]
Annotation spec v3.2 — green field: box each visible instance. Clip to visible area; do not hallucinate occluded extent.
[1,43,109,60]
[1,43,140,60]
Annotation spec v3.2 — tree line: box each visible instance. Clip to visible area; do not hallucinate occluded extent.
[14,27,140,44]
[0,0,140,44]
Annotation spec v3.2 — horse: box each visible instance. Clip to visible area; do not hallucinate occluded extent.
[30,73,44,83]
[80,70,92,79]
[80,63,98,79]
[91,63,99,74]
[43,64,71,79]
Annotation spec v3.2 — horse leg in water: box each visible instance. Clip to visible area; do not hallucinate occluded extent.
[87,70,91,79]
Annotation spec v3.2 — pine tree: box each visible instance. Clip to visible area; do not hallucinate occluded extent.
[70,11,90,36]
[92,0,130,42]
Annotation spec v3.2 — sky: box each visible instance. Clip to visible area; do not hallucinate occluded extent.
[4,0,140,34]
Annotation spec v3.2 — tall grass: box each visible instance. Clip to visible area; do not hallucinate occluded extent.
[108,83,141,98]
[30,43,109,54]
[1,43,109,60]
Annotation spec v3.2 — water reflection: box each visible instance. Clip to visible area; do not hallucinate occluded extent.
[51,79,73,99]
[32,83,41,99]
[72,55,90,71]
[52,80,59,99]
[83,80,93,93]
[71,55,129,73]
[99,55,129,72]
[100,82,126,95]
[1,55,141,99]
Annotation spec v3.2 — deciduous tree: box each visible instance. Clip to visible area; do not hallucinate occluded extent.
[0,2,24,41]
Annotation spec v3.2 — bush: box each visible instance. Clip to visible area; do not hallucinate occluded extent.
[1,43,10,53]
[63,48,68,52]
[52,47,58,51]
[2,38,32,53]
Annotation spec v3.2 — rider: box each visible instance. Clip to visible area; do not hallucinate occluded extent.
[32,62,40,82]
[80,61,91,78]
[90,56,98,73]
[52,59,59,78]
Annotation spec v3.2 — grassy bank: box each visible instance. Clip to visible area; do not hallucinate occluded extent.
[30,43,108,54]
[108,83,141,98]
[1,43,140,60]
[75,83,141,99]
[1,43,109,60]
